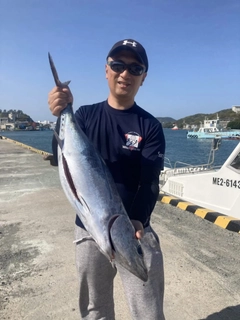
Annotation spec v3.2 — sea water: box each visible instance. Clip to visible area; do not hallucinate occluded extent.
[1,129,239,167]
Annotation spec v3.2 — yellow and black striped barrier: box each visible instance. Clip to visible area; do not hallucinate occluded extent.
[158,193,240,234]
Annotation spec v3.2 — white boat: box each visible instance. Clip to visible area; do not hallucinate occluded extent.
[187,115,240,139]
[160,139,240,221]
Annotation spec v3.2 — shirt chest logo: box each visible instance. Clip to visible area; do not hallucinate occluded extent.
[122,132,142,151]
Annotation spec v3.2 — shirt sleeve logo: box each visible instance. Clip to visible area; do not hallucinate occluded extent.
[158,151,164,159]
[123,132,142,151]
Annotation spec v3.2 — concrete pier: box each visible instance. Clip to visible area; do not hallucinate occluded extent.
[0,138,240,320]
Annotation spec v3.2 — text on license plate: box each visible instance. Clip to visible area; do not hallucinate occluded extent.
[212,177,240,188]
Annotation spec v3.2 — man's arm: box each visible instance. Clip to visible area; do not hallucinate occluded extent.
[129,165,161,227]
[129,121,165,227]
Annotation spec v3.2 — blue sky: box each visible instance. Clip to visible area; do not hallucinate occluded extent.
[0,0,239,121]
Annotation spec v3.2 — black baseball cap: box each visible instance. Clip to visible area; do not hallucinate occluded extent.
[107,39,149,72]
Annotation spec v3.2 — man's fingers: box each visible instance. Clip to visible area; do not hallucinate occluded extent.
[48,86,73,117]
[48,94,68,106]
[131,219,144,239]
[136,230,144,240]
[51,105,66,117]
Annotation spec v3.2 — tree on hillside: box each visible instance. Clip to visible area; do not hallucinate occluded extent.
[227,119,240,129]
[175,109,238,128]
[162,122,176,128]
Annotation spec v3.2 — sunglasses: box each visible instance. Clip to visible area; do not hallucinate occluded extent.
[107,60,145,76]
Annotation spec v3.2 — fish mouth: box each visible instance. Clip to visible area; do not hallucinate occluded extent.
[109,215,148,282]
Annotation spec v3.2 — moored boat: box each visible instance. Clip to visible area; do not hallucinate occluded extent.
[160,139,240,220]
[172,124,178,130]
[187,116,240,139]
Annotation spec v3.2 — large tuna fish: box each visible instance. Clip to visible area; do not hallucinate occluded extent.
[48,53,148,281]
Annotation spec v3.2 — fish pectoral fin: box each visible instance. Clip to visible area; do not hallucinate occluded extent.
[74,194,91,216]
[73,236,93,244]
[78,195,90,213]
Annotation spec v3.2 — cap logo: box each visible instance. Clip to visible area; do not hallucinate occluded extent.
[122,40,137,47]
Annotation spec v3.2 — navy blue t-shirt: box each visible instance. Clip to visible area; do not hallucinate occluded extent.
[53,100,165,227]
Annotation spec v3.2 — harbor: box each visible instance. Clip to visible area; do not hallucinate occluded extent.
[1,138,240,319]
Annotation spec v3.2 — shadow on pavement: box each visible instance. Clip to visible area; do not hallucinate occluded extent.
[200,305,240,320]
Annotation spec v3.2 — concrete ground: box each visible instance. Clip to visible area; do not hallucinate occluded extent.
[0,138,240,320]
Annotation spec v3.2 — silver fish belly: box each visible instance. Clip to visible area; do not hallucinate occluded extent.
[55,104,148,282]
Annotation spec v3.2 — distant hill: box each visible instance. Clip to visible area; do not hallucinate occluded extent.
[0,109,33,122]
[176,109,237,127]
[157,108,240,129]
[156,117,176,124]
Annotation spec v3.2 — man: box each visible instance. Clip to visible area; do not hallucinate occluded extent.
[48,39,165,320]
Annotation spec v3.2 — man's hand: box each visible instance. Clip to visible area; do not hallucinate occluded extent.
[131,220,144,239]
[48,86,73,117]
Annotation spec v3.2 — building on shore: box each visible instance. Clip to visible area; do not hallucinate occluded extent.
[0,111,56,131]
[232,106,240,114]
